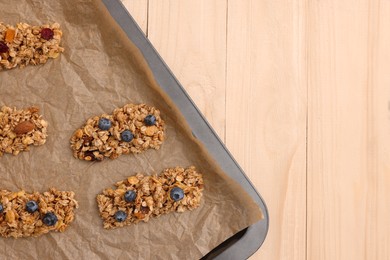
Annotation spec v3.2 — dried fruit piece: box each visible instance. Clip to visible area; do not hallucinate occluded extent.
[0,41,9,53]
[40,28,54,40]
[5,210,15,223]
[5,29,15,43]
[14,121,35,135]
[134,212,145,220]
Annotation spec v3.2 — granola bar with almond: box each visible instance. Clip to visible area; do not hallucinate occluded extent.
[0,22,63,70]
[96,166,203,229]
[0,188,78,238]
[70,103,165,161]
[0,106,48,156]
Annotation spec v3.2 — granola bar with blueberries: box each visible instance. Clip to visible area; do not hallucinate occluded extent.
[0,22,63,70]
[0,188,78,238]
[0,106,48,156]
[70,103,165,161]
[96,166,204,229]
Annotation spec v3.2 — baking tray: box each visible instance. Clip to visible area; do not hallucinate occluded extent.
[101,0,269,259]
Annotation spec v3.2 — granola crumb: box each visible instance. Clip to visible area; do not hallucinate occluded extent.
[0,188,78,238]
[0,105,48,156]
[96,166,204,229]
[70,103,165,161]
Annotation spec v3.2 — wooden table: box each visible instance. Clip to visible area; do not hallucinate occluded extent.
[122,1,390,259]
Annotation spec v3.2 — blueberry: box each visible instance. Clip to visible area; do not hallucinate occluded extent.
[0,204,3,213]
[26,200,39,213]
[121,130,134,142]
[43,212,58,226]
[170,187,184,202]
[124,190,136,203]
[114,210,127,222]
[98,118,112,130]
[144,115,156,126]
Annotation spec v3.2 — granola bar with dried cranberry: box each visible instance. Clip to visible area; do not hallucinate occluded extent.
[0,22,63,70]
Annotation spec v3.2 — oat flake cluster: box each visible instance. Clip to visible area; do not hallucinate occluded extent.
[0,22,63,70]
[0,106,48,156]
[97,166,204,229]
[70,103,165,161]
[0,188,78,238]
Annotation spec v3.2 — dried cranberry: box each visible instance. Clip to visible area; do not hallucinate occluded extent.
[40,28,54,40]
[0,41,9,53]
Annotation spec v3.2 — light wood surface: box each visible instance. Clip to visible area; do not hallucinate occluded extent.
[307,1,390,259]
[123,1,390,259]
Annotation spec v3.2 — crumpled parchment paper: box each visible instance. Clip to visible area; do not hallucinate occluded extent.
[0,0,263,258]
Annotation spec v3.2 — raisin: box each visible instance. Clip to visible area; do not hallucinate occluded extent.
[83,136,94,144]
[40,28,54,40]
[140,206,150,214]
[0,41,9,53]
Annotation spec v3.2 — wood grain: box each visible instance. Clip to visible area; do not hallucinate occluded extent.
[147,0,227,139]
[307,0,390,259]
[125,0,390,259]
[226,1,307,259]
[121,0,148,33]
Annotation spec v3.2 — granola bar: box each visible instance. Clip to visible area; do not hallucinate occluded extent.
[0,22,63,70]
[96,166,204,229]
[70,103,165,161]
[0,106,48,156]
[0,188,78,238]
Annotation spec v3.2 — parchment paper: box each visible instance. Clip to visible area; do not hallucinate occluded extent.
[0,0,263,259]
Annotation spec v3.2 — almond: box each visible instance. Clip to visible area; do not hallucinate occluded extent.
[14,121,35,135]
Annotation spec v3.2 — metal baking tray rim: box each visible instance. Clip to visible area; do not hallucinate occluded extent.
[101,1,269,259]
